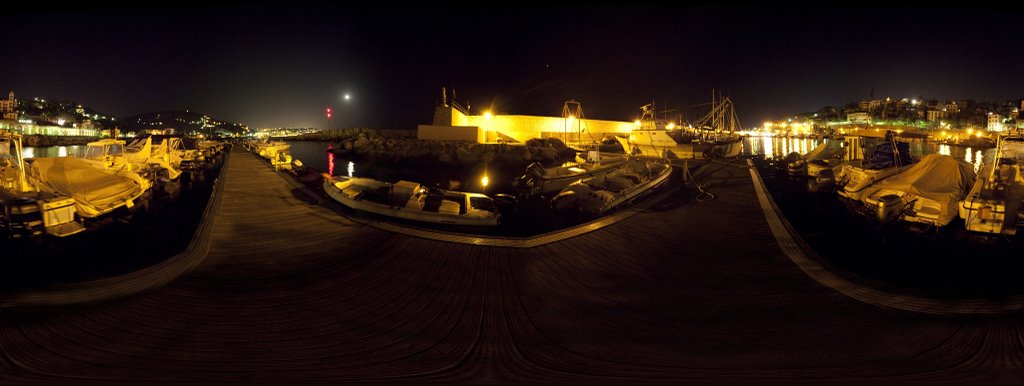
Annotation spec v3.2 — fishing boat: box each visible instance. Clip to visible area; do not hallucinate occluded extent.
[958,130,1024,235]
[550,157,672,216]
[836,132,914,201]
[0,130,85,237]
[616,95,743,159]
[514,152,628,196]
[857,154,975,227]
[323,176,500,227]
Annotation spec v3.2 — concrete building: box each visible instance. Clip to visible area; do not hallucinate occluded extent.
[927,109,947,122]
[988,113,1006,132]
[0,91,17,121]
[847,112,871,123]
[418,103,635,144]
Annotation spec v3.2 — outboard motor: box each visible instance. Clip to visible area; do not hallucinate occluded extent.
[787,159,807,176]
[815,169,835,186]
[876,194,904,223]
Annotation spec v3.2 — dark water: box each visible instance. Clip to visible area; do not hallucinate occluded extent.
[753,155,1024,298]
[0,151,227,293]
[287,141,510,194]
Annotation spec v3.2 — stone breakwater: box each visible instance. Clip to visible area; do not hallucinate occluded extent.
[300,128,580,168]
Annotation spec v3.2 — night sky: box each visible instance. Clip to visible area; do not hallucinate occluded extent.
[3,3,1022,130]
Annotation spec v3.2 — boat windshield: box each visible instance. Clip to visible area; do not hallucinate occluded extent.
[469,196,495,213]
[84,146,104,159]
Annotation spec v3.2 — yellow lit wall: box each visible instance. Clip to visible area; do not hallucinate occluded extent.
[417,125,482,142]
[446,108,634,143]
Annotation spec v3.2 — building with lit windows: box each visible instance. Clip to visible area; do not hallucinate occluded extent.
[846,112,871,123]
[0,91,16,121]
[988,113,1006,132]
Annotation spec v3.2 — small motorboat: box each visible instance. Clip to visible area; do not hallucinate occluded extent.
[550,158,672,216]
[324,176,500,227]
[858,154,975,227]
[959,131,1024,235]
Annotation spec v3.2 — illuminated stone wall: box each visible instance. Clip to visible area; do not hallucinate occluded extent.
[424,106,633,143]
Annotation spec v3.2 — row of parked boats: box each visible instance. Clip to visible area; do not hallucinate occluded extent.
[0,130,225,238]
[244,140,672,228]
[787,130,1024,235]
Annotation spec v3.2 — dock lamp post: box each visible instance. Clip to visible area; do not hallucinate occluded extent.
[326,107,333,131]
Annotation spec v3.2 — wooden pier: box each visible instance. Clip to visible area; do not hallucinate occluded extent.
[3,148,1024,382]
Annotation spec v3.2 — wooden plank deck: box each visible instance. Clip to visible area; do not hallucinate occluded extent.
[2,148,1023,382]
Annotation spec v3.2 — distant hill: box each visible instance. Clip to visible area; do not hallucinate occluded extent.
[13,97,124,131]
[122,110,248,136]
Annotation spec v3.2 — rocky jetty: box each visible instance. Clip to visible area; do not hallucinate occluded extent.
[309,128,579,168]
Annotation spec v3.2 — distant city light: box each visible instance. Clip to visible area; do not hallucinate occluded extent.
[666,122,676,130]
[481,174,489,188]
[484,111,493,119]
[344,94,351,101]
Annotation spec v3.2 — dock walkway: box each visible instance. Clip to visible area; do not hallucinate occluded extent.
[3,148,1024,382]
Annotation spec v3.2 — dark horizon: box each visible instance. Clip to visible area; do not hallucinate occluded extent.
[3,3,1023,129]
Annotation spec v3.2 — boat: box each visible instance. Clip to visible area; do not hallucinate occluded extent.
[786,140,848,181]
[147,135,204,173]
[323,176,500,227]
[857,154,975,227]
[514,152,629,196]
[616,95,743,159]
[958,130,1024,235]
[550,157,672,216]
[836,132,914,200]
[252,140,293,171]
[80,138,159,188]
[27,156,149,219]
[0,130,85,237]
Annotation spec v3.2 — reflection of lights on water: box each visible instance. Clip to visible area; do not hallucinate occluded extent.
[800,139,807,155]
[22,147,34,159]
[938,144,950,156]
[764,137,774,159]
[965,147,973,163]
[974,150,982,173]
[58,146,67,157]
[327,148,335,176]
[347,161,354,177]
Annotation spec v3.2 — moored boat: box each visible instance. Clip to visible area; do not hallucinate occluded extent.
[1,130,85,237]
[550,157,672,216]
[958,130,1024,235]
[323,176,500,227]
[836,133,915,201]
[514,153,628,196]
[857,154,975,227]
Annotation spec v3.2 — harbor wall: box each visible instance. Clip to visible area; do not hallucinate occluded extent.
[420,106,635,144]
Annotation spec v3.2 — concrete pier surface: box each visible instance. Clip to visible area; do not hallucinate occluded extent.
[2,148,1023,382]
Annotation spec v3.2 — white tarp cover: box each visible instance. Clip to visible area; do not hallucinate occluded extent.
[805,140,844,161]
[859,154,975,225]
[29,157,143,216]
